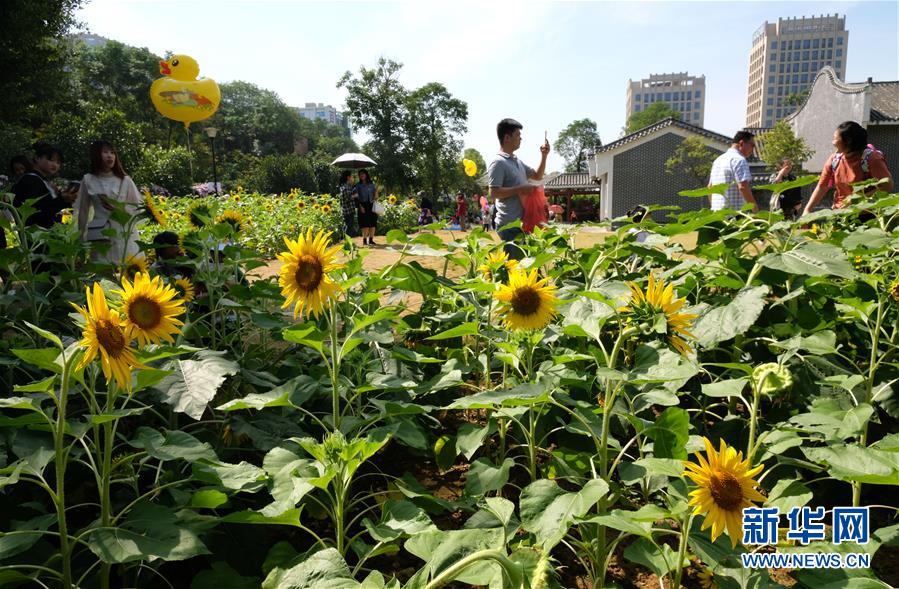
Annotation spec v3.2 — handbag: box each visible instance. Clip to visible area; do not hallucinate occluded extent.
[373,201,386,215]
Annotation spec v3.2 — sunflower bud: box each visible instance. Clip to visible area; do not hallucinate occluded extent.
[752,363,792,395]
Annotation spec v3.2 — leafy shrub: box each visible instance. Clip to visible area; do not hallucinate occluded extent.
[246,154,317,194]
[377,199,419,234]
[132,145,194,195]
[39,107,146,179]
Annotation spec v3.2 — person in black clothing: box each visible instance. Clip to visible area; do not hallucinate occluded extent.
[12,144,78,228]
[768,158,803,220]
[8,155,32,184]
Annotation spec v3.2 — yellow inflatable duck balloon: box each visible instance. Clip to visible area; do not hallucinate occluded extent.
[150,54,220,128]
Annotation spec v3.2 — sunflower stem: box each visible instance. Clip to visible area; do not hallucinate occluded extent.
[329,303,342,431]
[746,384,761,463]
[53,354,75,589]
[671,513,693,589]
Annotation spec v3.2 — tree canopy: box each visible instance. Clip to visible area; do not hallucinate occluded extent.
[339,58,469,195]
[756,121,815,171]
[665,136,718,185]
[625,102,680,135]
[556,119,601,173]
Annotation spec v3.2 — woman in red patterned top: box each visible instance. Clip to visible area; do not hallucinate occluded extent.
[802,121,893,216]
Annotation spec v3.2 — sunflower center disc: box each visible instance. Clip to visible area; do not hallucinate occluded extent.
[129,296,163,329]
[96,320,126,358]
[295,255,323,292]
[709,471,743,511]
[511,286,541,316]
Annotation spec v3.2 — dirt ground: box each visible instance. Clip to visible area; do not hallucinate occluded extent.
[249,226,697,281]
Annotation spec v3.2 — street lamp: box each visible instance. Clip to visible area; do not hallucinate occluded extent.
[204,126,219,195]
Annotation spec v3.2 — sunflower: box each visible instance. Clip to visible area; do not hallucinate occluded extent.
[619,273,697,356]
[463,158,478,177]
[173,277,195,303]
[321,204,332,214]
[232,194,241,203]
[71,283,144,391]
[116,272,185,347]
[312,203,320,210]
[494,267,558,330]
[217,209,246,233]
[187,202,213,228]
[120,255,149,282]
[388,194,398,205]
[143,190,166,226]
[889,279,899,304]
[479,249,518,282]
[277,229,344,318]
[684,437,767,548]
[60,211,73,225]
[697,567,717,589]
[296,200,306,211]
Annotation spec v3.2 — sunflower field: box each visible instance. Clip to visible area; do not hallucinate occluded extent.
[139,189,420,257]
[0,180,898,589]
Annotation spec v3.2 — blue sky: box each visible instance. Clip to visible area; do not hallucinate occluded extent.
[77,1,898,172]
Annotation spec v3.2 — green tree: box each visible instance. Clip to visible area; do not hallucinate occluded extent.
[626,102,680,134]
[40,107,145,179]
[556,118,601,172]
[665,136,718,184]
[784,88,810,107]
[69,40,162,128]
[0,0,84,126]
[338,58,410,193]
[405,82,468,198]
[756,121,815,171]
[210,81,303,155]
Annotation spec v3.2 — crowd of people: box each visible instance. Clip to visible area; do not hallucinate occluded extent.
[2,119,893,270]
[706,121,893,218]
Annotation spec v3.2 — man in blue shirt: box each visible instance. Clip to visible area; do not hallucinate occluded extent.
[487,118,550,259]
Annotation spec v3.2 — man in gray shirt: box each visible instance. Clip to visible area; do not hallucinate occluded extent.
[487,118,550,259]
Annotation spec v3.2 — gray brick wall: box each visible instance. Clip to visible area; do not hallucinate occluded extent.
[868,126,899,185]
[612,132,724,220]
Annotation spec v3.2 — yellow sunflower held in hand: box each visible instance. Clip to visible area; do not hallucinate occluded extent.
[479,249,518,282]
[889,279,899,304]
[173,277,195,303]
[217,209,246,233]
[620,273,697,356]
[277,229,344,318]
[463,158,478,177]
[684,437,767,548]
[494,267,558,330]
[116,272,186,347]
[120,255,149,282]
[321,204,332,214]
[71,283,145,391]
[143,190,166,226]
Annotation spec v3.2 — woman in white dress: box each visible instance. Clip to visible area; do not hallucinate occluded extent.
[75,140,143,266]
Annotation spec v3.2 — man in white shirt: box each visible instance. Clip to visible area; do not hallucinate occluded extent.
[708,131,758,213]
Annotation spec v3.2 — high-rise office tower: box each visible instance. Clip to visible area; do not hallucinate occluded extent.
[626,72,706,128]
[747,14,848,128]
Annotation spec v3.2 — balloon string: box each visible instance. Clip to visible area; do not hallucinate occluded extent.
[185,125,194,185]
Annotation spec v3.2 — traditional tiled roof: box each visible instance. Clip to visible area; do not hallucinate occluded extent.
[870,82,899,122]
[545,172,596,189]
[593,117,732,154]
